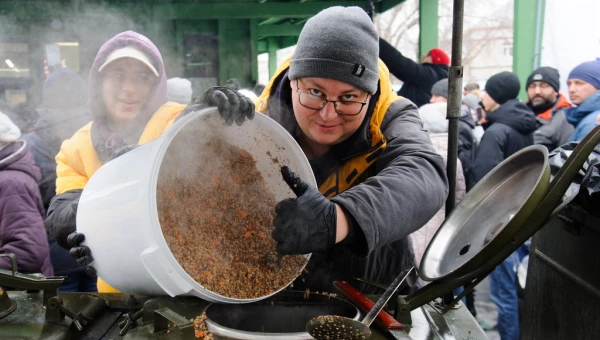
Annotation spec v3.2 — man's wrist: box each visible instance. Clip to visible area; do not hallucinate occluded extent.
[334,204,350,243]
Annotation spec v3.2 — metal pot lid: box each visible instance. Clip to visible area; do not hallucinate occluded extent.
[419,145,550,282]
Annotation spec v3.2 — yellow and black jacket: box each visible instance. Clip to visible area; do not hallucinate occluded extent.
[257,57,448,292]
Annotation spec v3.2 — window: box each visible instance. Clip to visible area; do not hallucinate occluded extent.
[503,41,513,57]
[0,42,30,78]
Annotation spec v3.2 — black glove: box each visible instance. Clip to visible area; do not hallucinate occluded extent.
[67,232,97,277]
[45,190,82,250]
[180,86,255,126]
[272,166,337,255]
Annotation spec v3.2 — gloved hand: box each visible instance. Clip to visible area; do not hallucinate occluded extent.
[272,166,337,255]
[180,86,255,126]
[68,232,97,277]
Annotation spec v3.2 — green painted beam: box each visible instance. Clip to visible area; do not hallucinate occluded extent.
[379,0,407,13]
[134,2,367,20]
[218,19,253,87]
[267,37,280,78]
[258,18,284,26]
[257,24,303,38]
[419,0,438,60]
[280,36,299,49]
[513,0,539,100]
[250,19,259,84]
[257,40,268,54]
[0,1,367,20]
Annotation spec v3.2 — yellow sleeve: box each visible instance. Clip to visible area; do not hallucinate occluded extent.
[55,123,101,194]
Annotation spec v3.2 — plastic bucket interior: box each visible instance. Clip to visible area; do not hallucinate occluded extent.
[77,108,315,303]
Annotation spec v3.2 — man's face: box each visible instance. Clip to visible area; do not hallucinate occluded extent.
[430,94,447,103]
[290,77,370,149]
[527,81,558,107]
[481,91,499,112]
[567,78,598,105]
[101,58,156,122]
[421,54,432,64]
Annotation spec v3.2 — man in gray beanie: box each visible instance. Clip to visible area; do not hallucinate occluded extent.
[430,78,448,103]
[252,6,448,293]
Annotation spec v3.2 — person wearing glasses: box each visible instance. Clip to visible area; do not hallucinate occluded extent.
[254,6,448,293]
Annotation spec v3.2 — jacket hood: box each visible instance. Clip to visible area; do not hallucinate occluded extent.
[485,98,537,135]
[419,102,448,133]
[460,105,476,128]
[89,31,167,151]
[566,90,600,126]
[0,141,40,182]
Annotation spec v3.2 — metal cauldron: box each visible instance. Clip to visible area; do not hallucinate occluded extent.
[204,291,361,339]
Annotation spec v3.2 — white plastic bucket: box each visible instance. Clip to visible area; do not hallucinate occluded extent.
[77,108,315,303]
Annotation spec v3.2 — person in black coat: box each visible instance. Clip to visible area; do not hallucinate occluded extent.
[459,93,479,190]
[472,71,536,340]
[473,72,537,183]
[379,38,449,107]
[20,68,95,292]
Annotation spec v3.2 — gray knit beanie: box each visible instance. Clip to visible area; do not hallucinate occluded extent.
[431,78,449,98]
[289,6,379,94]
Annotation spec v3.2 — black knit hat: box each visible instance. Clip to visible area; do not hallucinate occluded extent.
[485,71,520,105]
[526,67,560,92]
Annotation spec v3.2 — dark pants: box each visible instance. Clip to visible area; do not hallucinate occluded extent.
[489,252,519,340]
[58,271,98,292]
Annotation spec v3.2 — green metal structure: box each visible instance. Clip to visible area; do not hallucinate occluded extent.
[513,0,546,100]
[418,0,439,60]
[0,0,541,108]
[0,0,404,107]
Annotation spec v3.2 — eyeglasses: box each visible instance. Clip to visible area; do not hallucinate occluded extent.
[296,79,369,116]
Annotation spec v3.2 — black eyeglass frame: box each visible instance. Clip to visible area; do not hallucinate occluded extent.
[295,79,370,116]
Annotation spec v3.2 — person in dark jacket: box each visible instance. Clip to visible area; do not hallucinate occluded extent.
[525,66,573,150]
[473,72,537,183]
[21,68,94,292]
[253,6,448,293]
[379,38,449,107]
[0,112,53,276]
[22,68,91,210]
[459,94,478,191]
[474,71,536,340]
[565,61,600,142]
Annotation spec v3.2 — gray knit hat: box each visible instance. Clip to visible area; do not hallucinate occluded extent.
[431,78,449,98]
[289,6,379,94]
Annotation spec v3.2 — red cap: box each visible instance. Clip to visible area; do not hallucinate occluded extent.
[428,48,450,65]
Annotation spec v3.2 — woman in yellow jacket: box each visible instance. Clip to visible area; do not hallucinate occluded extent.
[45,30,253,292]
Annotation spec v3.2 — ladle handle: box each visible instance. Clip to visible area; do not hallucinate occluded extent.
[362,267,415,328]
[334,281,403,329]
